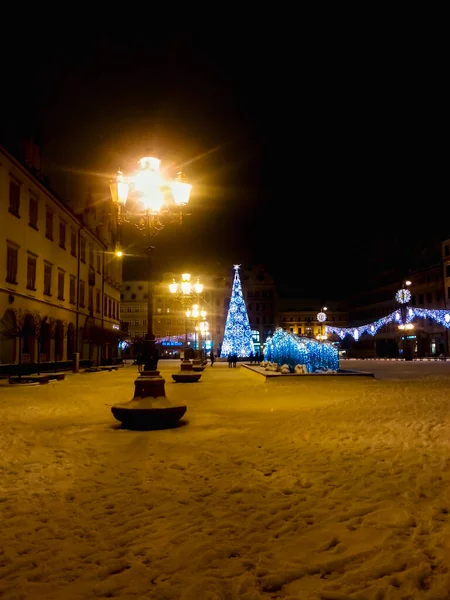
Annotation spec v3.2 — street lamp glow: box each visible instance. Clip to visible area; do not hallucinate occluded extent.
[109,170,129,206]
[405,280,412,286]
[181,280,191,295]
[170,177,192,206]
[110,157,192,216]
[115,250,123,258]
[169,279,178,294]
[194,279,203,294]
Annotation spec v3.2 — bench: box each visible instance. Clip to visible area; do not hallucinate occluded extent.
[9,374,50,384]
[47,372,66,381]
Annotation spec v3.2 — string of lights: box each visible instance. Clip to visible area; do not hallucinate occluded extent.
[264,328,339,372]
[326,308,450,341]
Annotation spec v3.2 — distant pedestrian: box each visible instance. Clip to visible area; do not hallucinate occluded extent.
[249,351,254,364]
[210,349,215,366]
[228,353,232,368]
[232,353,238,368]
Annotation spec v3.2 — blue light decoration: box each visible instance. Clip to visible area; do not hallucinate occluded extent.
[395,288,412,304]
[220,265,255,358]
[264,328,339,372]
[326,307,450,341]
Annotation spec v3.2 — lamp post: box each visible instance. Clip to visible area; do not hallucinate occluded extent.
[109,156,193,428]
[197,320,209,357]
[169,273,203,357]
[396,280,414,360]
[186,304,207,363]
[316,307,327,342]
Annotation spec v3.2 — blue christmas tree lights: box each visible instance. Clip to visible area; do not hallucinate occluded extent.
[264,328,339,372]
[220,265,255,358]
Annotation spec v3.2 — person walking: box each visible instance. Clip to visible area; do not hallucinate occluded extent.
[209,349,215,366]
[232,353,238,368]
[228,353,233,368]
[249,351,254,364]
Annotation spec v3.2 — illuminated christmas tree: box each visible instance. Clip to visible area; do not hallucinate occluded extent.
[220,265,255,358]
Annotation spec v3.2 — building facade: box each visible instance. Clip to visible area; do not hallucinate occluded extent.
[343,260,448,358]
[0,144,122,372]
[120,265,278,357]
[278,304,349,341]
[120,273,223,357]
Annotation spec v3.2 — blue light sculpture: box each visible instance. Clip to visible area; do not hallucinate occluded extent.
[220,265,255,358]
[264,328,339,372]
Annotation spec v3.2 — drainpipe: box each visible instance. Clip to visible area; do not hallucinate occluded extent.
[75,226,81,353]
[101,248,105,365]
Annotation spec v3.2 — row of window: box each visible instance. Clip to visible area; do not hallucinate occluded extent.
[8,177,102,271]
[5,242,119,319]
[282,315,342,322]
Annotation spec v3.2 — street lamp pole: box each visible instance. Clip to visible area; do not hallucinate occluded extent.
[169,274,203,359]
[316,306,327,342]
[109,156,193,428]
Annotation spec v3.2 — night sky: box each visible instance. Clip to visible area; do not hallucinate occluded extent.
[1,27,447,303]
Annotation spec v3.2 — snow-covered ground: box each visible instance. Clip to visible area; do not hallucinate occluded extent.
[1,361,450,599]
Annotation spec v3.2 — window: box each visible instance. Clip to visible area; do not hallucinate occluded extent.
[97,252,101,273]
[446,265,450,278]
[88,287,93,312]
[426,292,432,304]
[127,306,132,312]
[8,178,20,217]
[135,306,140,312]
[80,281,85,307]
[445,245,450,257]
[45,208,53,240]
[104,296,107,315]
[436,290,441,302]
[143,319,147,326]
[58,269,65,300]
[44,262,52,295]
[29,196,38,229]
[96,289,100,313]
[71,230,77,257]
[108,299,112,317]
[6,243,18,284]
[89,244,94,266]
[70,276,76,304]
[80,238,86,263]
[26,253,37,290]
[135,320,139,326]
[59,220,66,249]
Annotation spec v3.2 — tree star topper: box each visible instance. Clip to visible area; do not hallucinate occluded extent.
[233,264,241,271]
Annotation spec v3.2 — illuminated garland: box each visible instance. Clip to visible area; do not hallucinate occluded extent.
[264,328,339,372]
[220,265,255,357]
[326,307,450,340]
